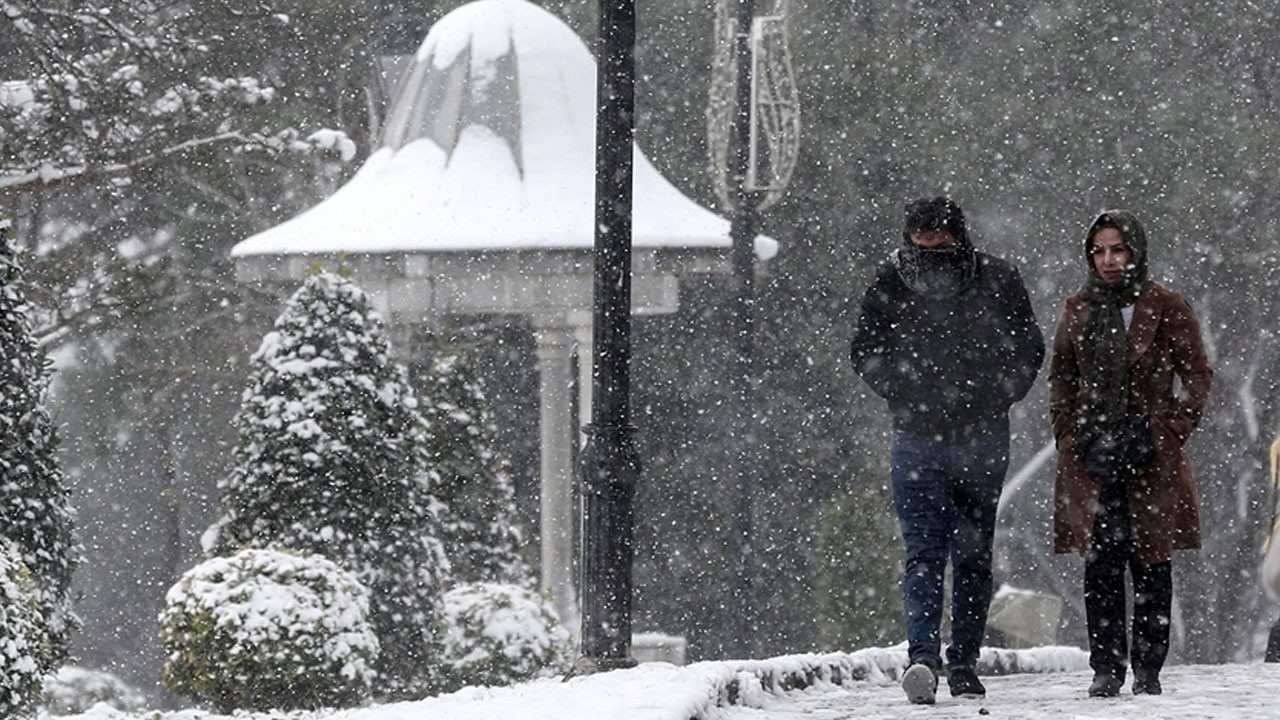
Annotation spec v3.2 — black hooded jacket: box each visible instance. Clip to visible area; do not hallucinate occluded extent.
[850,251,1045,442]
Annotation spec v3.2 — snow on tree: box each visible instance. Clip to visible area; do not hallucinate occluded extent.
[40,666,146,716]
[420,345,532,587]
[2,0,374,692]
[0,221,79,670]
[0,0,357,356]
[202,269,449,700]
[159,548,378,713]
[0,0,354,198]
[0,539,46,719]
[439,582,571,691]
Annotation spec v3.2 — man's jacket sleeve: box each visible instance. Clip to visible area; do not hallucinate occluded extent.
[849,275,900,401]
[1001,266,1046,404]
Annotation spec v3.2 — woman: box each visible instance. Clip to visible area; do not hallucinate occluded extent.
[1261,436,1280,661]
[1049,210,1212,697]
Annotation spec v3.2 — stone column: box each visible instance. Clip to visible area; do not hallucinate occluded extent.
[569,310,594,448]
[531,315,580,630]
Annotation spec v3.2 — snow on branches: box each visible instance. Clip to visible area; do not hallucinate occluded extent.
[0,0,353,196]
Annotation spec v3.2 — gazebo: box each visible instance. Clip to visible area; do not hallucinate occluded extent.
[231,0,776,629]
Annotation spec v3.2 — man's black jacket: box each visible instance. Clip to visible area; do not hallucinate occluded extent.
[850,252,1045,443]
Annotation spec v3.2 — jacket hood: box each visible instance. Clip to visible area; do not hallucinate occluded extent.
[896,197,977,298]
[903,196,971,249]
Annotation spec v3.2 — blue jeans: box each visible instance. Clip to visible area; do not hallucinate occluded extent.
[890,430,1009,670]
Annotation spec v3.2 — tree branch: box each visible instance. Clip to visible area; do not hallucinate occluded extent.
[1,131,279,197]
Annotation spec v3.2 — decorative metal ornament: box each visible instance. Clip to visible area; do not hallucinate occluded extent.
[746,10,800,211]
[708,0,800,213]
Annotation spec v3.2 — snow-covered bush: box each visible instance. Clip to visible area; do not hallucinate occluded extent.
[159,548,378,713]
[203,270,450,699]
[0,540,47,719]
[420,346,532,587]
[0,225,79,670]
[41,666,145,716]
[439,583,572,691]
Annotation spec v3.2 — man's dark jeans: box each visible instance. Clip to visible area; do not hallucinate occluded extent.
[890,430,1009,671]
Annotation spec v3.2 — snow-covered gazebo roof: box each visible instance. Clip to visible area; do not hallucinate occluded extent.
[231,0,775,260]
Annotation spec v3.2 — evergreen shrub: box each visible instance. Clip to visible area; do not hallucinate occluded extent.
[159,548,378,713]
[41,666,145,716]
[0,541,47,719]
[0,223,79,668]
[203,270,449,699]
[420,346,532,586]
[439,582,571,691]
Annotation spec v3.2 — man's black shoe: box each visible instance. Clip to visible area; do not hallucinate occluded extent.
[947,666,986,697]
[902,663,938,705]
[1132,670,1162,695]
[1088,672,1124,698]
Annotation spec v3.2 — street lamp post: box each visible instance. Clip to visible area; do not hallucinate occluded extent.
[723,0,762,661]
[711,0,799,659]
[576,0,640,671]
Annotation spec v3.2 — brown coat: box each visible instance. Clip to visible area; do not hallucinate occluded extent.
[1049,279,1213,563]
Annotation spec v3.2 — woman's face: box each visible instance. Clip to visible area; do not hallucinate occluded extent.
[1090,227,1132,283]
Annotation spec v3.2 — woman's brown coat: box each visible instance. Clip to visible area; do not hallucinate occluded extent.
[1049,278,1213,563]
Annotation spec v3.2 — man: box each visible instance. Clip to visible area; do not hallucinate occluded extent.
[850,197,1044,704]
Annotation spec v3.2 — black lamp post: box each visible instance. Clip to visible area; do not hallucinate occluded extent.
[723,0,762,660]
[576,0,640,671]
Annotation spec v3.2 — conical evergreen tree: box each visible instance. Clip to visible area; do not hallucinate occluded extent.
[420,346,531,587]
[203,270,449,699]
[0,220,79,670]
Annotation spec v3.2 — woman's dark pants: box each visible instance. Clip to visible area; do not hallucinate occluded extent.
[1084,476,1172,679]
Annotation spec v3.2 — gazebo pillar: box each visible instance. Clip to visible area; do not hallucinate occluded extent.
[531,314,581,628]
[570,310,594,446]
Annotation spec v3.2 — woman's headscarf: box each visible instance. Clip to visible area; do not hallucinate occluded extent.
[1078,209,1149,452]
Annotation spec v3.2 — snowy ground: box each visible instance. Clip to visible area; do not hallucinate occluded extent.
[48,646,1280,720]
[725,664,1280,720]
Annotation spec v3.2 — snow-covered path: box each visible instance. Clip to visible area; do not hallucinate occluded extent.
[56,651,1280,719]
[723,664,1280,720]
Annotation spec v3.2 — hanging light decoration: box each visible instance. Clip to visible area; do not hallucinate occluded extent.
[708,0,800,213]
